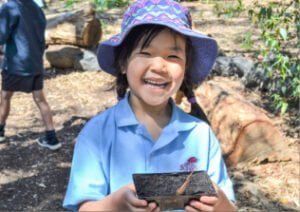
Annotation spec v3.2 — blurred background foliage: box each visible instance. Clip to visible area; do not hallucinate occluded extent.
[63,0,130,10]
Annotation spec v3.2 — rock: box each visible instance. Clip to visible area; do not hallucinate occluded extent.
[212,56,255,78]
[231,56,255,77]
[242,66,265,88]
[74,48,101,71]
[45,45,100,71]
[212,56,232,76]
[45,45,82,69]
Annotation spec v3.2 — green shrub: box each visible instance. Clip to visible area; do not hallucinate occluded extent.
[240,31,253,49]
[93,0,130,10]
[248,0,300,114]
[214,0,245,18]
[63,0,129,10]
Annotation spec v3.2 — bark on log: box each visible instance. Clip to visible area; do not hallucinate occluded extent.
[45,4,102,48]
[175,79,287,166]
[194,81,287,166]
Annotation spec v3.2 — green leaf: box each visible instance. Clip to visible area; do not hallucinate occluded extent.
[281,86,287,94]
[270,39,278,49]
[280,102,288,115]
[279,28,288,40]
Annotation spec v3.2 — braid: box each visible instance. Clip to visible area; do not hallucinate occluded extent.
[180,78,210,125]
[116,72,128,100]
[178,35,210,124]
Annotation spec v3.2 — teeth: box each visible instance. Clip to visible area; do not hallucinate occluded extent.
[144,79,168,88]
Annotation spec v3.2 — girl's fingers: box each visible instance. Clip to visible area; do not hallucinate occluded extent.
[122,183,147,208]
[188,200,215,212]
[125,190,148,207]
[123,184,159,211]
[200,196,218,205]
[153,205,160,212]
[185,204,200,212]
[147,202,159,212]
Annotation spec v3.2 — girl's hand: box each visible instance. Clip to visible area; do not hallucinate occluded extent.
[113,184,160,212]
[79,184,160,212]
[184,182,237,212]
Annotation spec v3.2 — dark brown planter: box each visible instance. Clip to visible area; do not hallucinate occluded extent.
[133,171,216,210]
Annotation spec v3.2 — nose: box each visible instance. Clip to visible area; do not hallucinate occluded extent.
[149,56,168,74]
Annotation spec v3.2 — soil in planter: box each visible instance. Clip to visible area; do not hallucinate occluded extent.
[133,171,216,210]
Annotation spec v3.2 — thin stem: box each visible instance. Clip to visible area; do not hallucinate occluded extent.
[176,171,194,195]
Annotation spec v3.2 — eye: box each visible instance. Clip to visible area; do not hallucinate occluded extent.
[168,55,180,59]
[139,51,151,56]
[168,54,183,61]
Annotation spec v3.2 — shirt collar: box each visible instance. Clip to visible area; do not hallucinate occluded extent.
[115,93,198,132]
[115,93,139,127]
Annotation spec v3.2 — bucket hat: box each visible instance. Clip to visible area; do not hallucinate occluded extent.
[97,0,218,84]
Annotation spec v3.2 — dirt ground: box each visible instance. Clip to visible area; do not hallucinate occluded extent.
[0,0,299,211]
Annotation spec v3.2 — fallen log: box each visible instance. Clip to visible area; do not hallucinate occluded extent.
[45,3,102,48]
[195,80,287,166]
[175,78,288,166]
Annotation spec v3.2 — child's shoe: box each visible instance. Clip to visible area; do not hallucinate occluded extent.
[36,131,61,150]
[0,129,5,143]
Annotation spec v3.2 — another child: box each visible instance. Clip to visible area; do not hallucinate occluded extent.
[0,0,61,150]
[63,0,236,211]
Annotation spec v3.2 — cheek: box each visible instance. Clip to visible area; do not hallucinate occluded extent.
[177,74,185,89]
[126,58,144,74]
[174,66,186,90]
[125,66,142,86]
[172,64,186,82]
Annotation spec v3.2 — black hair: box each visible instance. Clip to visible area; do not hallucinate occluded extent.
[114,24,210,124]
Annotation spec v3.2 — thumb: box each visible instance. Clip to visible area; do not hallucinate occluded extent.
[126,183,137,192]
[212,181,220,193]
[124,184,148,207]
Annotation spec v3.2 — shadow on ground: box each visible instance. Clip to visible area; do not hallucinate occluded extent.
[0,116,88,211]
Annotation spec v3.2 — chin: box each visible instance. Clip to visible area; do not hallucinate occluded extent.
[142,97,169,106]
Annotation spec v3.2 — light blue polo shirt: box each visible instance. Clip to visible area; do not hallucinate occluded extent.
[63,95,235,210]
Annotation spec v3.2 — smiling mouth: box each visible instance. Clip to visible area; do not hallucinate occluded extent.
[144,79,169,88]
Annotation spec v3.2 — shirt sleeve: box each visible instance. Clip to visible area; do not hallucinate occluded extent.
[63,119,109,211]
[206,128,236,202]
[0,4,17,45]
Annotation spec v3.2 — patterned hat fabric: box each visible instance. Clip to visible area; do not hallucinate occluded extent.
[97,0,218,84]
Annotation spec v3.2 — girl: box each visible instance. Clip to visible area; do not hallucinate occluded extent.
[63,0,236,211]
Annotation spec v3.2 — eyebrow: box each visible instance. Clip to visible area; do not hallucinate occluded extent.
[139,45,185,54]
[170,46,185,53]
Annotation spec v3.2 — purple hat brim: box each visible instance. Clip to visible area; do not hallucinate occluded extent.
[97,22,218,85]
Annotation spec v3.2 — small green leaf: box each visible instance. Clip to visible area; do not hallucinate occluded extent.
[280,102,288,115]
[281,86,287,94]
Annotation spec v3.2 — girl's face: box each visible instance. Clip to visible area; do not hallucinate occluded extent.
[124,28,186,108]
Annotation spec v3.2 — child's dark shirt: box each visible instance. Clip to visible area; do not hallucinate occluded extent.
[0,0,46,76]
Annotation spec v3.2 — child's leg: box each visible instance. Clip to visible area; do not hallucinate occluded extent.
[33,89,61,150]
[0,90,14,125]
[0,90,13,141]
[32,89,54,131]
